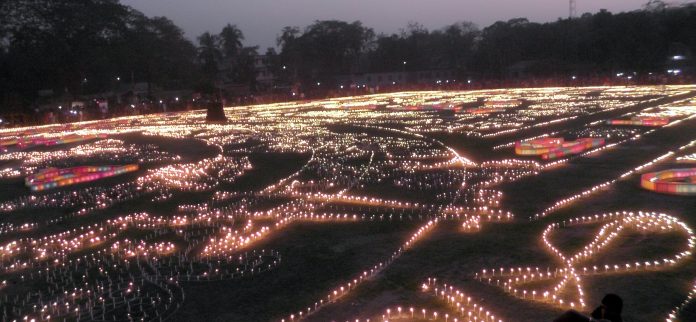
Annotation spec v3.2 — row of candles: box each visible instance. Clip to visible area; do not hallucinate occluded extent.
[0,139,180,179]
[2,248,280,321]
[0,86,694,322]
[477,211,694,312]
[535,136,696,219]
[348,278,503,322]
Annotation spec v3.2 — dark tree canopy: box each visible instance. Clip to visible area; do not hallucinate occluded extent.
[461,6,696,76]
[276,20,375,85]
[220,24,244,59]
[0,0,198,108]
[195,23,258,93]
[366,22,480,73]
[1,0,696,111]
[197,31,221,81]
[274,3,696,83]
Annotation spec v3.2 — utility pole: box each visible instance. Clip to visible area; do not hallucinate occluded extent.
[569,0,577,18]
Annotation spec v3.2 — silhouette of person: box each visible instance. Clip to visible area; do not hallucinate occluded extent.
[553,294,623,322]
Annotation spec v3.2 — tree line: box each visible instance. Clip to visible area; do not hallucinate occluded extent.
[1,0,695,110]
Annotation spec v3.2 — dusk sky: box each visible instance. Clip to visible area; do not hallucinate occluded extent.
[121,0,687,49]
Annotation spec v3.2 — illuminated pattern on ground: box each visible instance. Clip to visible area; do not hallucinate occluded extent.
[608,116,670,127]
[477,211,694,309]
[515,138,605,160]
[0,134,107,153]
[0,86,695,322]
[677,154,696,163]
[641,168,696,195]
[25,164,139,191]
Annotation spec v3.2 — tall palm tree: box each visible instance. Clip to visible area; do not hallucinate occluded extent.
[220,24,244,59]
[197,32,221,80]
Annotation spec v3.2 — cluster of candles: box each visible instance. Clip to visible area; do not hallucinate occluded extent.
[110,240,176,258]
[25,164,139,191]
[465,106,510,115]
[665,280,696,322]
[0,210,270,272]
[483,115,579,138]
[420,279,502,322]
[137,154,252,193]
[477,211,694,310]
[608,116,670,126]
[535,137,696,218]
[0,139,181,179]
[0,105,532,322]
[0,151,247,216]
[677,153,696,163]
[0,86,690,146]
[515,138,606,160]
[474,86,661,138]
[280,219,441,322]
[493,132,559,150]
[0,206,284,321]
[0,180,142,217]
[350,278,503,322]
[0,86,694,322]
[476,159,540,187]
[276,133,525,321]
[493,95,696,169]
[1,248,280,321]
[0,133,106,152]
[641,168,696,195]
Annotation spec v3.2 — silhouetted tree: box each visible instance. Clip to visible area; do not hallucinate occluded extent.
[220,24,244,59]
[277,20,374,85]
[197,32,221,82]
[1,0,197,109]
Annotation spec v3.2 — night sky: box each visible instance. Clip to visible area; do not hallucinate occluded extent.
[120,0,686,49]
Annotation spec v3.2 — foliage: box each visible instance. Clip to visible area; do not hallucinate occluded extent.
[274,3,696,80]
[195,23,258,92]
[451,5,694,76]
[2,0,696,109]
[276,20,375,85]
[0,0,198,107]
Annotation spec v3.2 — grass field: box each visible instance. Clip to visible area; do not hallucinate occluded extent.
[0,86,695,322]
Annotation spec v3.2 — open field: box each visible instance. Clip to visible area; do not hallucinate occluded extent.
[1,86,696,322]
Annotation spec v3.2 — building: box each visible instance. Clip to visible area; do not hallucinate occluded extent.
[254,54,276,87]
